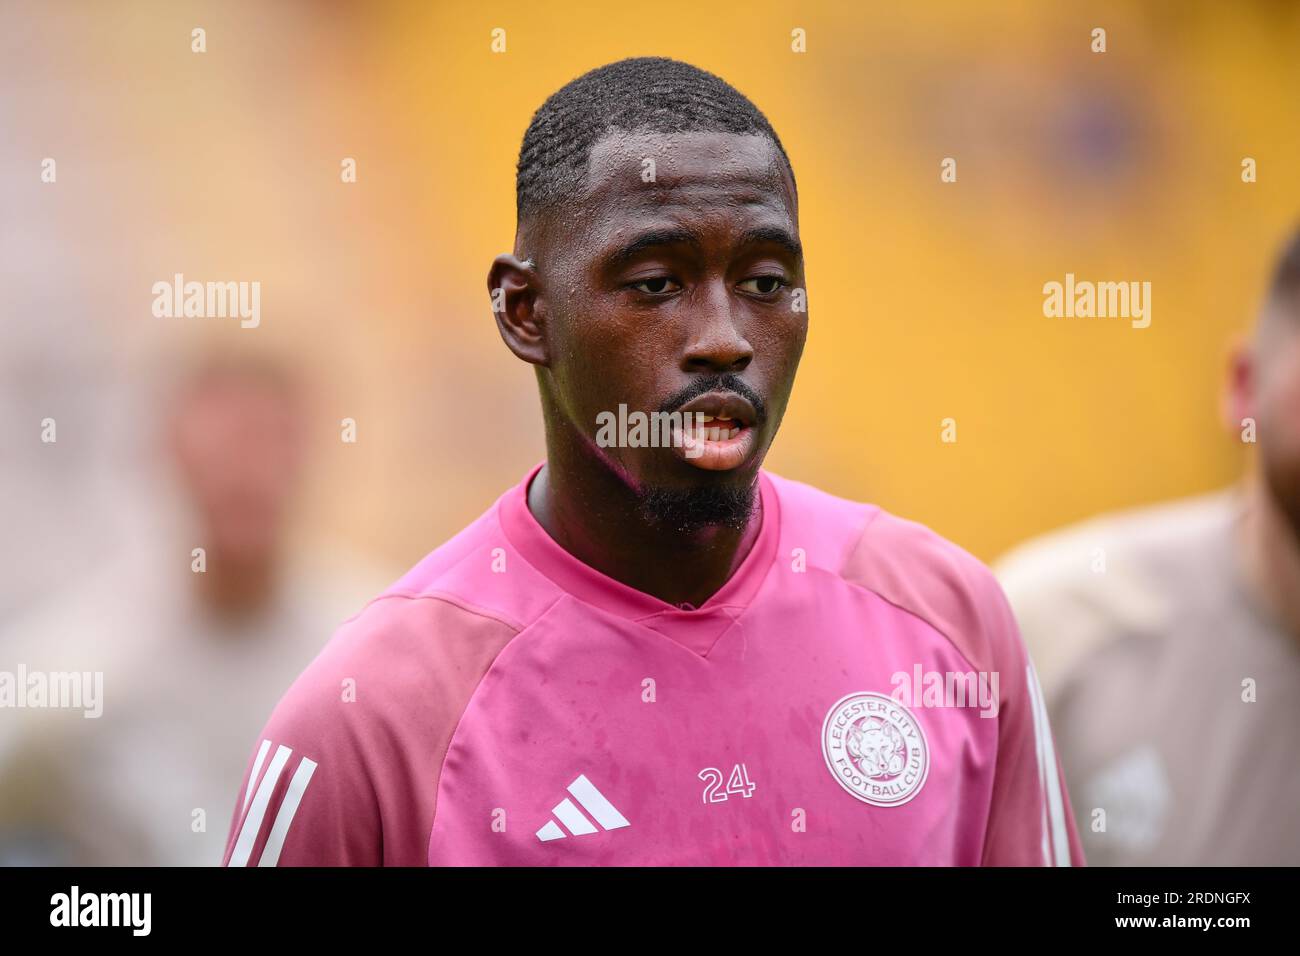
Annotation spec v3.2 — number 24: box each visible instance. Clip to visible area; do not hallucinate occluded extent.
[698,764,756,803]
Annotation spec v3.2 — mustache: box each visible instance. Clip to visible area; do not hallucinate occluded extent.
[657,374,767,424]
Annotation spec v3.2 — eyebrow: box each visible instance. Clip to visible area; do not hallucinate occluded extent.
[602,225,802,271]
[602,228,701,271]
[739,226,803,261]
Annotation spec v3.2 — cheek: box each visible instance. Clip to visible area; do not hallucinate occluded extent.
[550,307,664,422]
[752,297,807,343]
[751,311,808,380]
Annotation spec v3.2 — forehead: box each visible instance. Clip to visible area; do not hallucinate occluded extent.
[563,130,797,249]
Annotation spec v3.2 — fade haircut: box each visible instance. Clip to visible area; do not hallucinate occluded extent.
[515,57,796,224]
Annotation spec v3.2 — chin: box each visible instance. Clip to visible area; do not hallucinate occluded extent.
[634,472,760,534]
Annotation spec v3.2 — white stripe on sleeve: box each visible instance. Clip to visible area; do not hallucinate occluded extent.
[1027,664,1072,866]
[242,739,273,815]
[229,744,292,867]
[258,757,318,867]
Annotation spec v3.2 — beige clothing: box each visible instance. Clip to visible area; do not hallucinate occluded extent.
[0,540,393,865]
[996,490,1300,865]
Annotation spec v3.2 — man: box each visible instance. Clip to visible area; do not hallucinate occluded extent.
[224,58,1082,866]
[0,355,389,865]
[995,228,1300,865]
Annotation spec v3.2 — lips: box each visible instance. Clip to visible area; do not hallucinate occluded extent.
[670,391,760,471]
[676,392,757,429]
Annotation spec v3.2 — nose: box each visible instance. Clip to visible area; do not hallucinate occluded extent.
[681,281,753,374]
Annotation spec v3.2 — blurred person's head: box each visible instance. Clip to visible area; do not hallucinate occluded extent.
[489,57,806,534]
[166,354,307,611]
[1226,226,1300,544]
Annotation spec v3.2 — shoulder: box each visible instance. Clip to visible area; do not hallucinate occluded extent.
[995,490,1237,606]
[285,478,566,720]
[378,488,564,631]
[992,490,1238,690]
[256,490,554,771]
[265,588,526,757]
[765,471,1017,673]
[229,586,530,866]
[762,470,879,569]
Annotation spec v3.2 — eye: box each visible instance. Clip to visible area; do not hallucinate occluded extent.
[630,276,681,295]
[738,275,787,295]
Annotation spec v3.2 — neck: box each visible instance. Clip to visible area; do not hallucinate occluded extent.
[1238,474,1300,640]
[527,454,762,609]
[191,550,279,621]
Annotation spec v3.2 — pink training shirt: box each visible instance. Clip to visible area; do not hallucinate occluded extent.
[223,464,1084,866]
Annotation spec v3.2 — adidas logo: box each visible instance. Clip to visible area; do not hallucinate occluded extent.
[535,774,630,842]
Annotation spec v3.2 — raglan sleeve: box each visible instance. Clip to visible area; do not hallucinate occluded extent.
[221,594,520,868]
[979,578,1087,867]
[221,644,382,867]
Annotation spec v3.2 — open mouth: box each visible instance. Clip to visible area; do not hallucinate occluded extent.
[670,392,760,471]
[680,414,744,442]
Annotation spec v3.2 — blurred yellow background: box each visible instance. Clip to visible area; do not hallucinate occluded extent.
[5,0,1300,600]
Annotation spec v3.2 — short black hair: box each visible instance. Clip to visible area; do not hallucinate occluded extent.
[515,57,795,223]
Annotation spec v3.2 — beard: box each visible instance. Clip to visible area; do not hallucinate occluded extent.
[629,371,766,533]
[635,478,758,534]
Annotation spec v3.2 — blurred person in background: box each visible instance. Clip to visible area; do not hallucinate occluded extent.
[0,353,393,865]
[995,227,1300,866]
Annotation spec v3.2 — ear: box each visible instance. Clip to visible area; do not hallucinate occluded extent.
[488,254,549,366]
[1222,334,1256,434]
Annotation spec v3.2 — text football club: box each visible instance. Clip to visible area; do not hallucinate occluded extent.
[821,692,929,806]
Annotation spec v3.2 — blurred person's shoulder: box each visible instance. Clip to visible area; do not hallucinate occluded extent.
[993,488,1241,693]
[768,471,1025,672]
